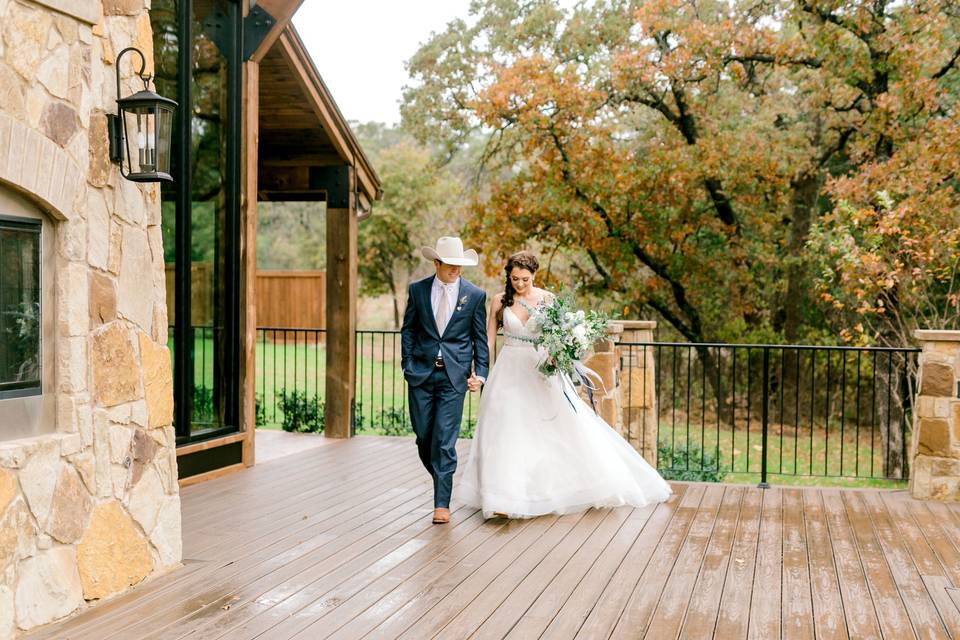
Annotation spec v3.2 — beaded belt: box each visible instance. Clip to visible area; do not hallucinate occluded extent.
[503,333,537,345]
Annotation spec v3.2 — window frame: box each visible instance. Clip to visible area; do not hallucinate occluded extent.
[0,187,57,440]
[0,215,43,400]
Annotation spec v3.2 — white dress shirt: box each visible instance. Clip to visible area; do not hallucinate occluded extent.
[431,276,460,334]
[429,276,484,383]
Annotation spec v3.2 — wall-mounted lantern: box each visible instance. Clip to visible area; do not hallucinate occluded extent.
[107,47,177,183]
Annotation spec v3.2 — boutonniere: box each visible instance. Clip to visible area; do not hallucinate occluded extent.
[456,295,468,312]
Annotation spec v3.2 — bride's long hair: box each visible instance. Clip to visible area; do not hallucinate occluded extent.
[497,251,540,327]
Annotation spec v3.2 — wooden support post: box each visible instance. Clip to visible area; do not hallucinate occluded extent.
[239,59,260,465]
[324,166,357,438]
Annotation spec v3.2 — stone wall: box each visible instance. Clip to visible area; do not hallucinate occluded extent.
[910,330,960,501]
[0,0,180,636]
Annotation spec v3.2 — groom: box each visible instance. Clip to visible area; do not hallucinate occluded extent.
[401,237,489,524]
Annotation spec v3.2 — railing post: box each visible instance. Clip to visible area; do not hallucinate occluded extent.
[759,346,770,489]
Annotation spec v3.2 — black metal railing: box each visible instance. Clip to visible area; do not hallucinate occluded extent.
[174,325,920,485]
[256,327,327,431]
[621,342,920,485]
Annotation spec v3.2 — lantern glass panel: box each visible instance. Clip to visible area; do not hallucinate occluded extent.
[121,106,159,177]
[155,104,174,176]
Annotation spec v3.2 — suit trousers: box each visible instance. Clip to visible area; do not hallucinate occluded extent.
[407,366,466,508]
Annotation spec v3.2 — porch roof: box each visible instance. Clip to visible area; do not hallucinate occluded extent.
[256,21,382,212]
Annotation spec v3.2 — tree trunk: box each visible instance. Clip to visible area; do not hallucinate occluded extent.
[782,173,820,342]
[876,354,909,480]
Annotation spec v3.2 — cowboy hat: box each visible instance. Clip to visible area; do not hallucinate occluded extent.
[421,237,479,266]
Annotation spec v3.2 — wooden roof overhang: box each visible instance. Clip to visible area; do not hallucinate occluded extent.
[256,24,382,213]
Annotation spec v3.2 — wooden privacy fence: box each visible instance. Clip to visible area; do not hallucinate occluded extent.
[165,265,325,336]
[256,270,325,331]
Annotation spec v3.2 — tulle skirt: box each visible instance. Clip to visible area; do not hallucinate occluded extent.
[457,344,672,519]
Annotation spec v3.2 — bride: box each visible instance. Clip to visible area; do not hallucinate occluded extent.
[458,251,672,519]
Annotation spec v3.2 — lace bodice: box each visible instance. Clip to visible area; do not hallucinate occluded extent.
[502,299,539,348]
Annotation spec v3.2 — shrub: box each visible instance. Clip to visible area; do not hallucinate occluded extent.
[255,393,266,427]
[657,441,726,483]
[192,386,213,422]
[278,390,324,433]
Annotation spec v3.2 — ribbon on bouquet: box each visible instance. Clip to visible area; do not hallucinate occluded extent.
[559,361,606,413]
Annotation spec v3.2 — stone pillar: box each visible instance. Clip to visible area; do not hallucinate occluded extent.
[617,321,658,467]
[911,330,960,501]
[582,323,624,435]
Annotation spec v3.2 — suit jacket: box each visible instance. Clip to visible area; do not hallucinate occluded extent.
[400,276,489,393]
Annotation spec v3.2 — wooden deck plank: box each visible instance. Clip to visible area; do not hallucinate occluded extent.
[712,486,763,640]
[349,515,548,639]
[29,437,960,640]
[540,504,658,639]
[606,483,707,638]
[148,493,450,640]
[900,498,960,588]
[261,504,493,639]
[463,509,608,640]
[305,514,529,639]
[395,513,565,639]
[678,486,744,640]
[921,575,960,639]
[842,490,917,639]
[821,490,882,640]
[96,481,435,640]
[195,506,478,640]
[46,445,429,640]
[503,507,633,638]
[860,491,949,639]
[642,484,725,640]
[573,485,688,640]
[747,487,782,640]
[781,488,815,640]
[801,490,848,640]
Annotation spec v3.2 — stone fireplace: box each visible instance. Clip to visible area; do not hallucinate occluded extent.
[0,0,181,635]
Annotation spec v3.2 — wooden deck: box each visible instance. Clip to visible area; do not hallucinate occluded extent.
[30,436,960,639]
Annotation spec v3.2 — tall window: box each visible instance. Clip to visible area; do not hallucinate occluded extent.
[153,0,242,444]
[0,218,41,399]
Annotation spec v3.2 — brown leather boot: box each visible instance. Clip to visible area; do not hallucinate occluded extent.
[432,507,450,524]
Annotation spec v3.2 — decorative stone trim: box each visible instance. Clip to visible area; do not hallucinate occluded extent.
[0,115,84,221]
[26,0,100,25]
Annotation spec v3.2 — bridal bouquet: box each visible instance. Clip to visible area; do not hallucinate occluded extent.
[530,291,608,379]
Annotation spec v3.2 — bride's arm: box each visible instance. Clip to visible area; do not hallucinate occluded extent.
[487,293,502,362]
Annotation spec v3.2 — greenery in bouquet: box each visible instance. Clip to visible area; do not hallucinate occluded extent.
[530,291,608,378]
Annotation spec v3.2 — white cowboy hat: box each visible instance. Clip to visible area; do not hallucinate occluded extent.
[421,236,479,266]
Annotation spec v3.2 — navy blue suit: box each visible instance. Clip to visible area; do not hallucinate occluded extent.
[401,276,489,508]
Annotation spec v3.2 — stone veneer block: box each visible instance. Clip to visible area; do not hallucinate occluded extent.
[917,418,952,457]
[138,332,173,428]
[18,442,61,529]
[920,362,955,398]
[47,465,93,543]
[0,470,16,514]
[77,501,153,600]
[14,546,83,630]
[151,495,182,567]
[91,323,142,406]
[117,225,153,331]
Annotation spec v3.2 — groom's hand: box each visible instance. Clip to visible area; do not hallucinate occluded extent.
[466,375,483,393]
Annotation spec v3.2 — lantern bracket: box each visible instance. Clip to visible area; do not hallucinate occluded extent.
[108,47,150,165]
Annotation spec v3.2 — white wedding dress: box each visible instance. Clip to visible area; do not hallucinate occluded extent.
[458,301,672,519]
